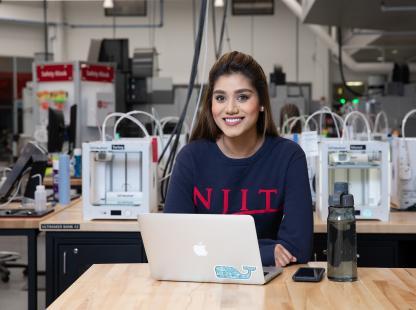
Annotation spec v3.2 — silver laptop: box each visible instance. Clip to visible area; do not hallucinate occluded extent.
[138,213,282,285]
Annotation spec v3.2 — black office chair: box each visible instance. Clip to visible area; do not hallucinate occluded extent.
[0,251,28,282]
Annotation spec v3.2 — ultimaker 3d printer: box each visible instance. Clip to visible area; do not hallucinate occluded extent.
[82,138,158,220]
[316,140,390,221]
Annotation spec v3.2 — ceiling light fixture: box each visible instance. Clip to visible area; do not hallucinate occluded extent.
[381,1,416,12]
[346,81,364,87]
[103,0,114,9]
[214,0,224,7]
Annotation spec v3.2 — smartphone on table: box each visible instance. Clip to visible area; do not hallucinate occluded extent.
[292,267,325,282]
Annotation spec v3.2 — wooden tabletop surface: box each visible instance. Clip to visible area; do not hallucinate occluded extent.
[46,262,416,310]
[313,211,416,233]
[43,177,82,187]
[0,199,80,229]
[39,199,416,233]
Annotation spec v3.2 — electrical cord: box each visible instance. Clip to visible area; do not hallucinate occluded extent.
[399,109,416,180]
[190,0,210,135]
[160,117,190,136]
[337,27,363,98]
[159,0,208,203]
[225,22,232,51]
[212,0,229,59]
[281,116,299,135]
[217,0,229,58]
[158,117,189,175]
[101,112,149,142]
[402,109,416,139]
[305,108,343,138]
[373,111,389,134]
[113,111,163,147]
[342,111,372,141]
[289,115,308,133]
[212,0,218,58]
[322,106,343,137]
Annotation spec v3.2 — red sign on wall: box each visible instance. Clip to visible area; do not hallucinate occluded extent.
[36,64,73,82]
[80,64,114,83]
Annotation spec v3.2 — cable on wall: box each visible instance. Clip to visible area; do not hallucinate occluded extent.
[211,0,229,59]
[43,0,48,57]
[190,0,211,134]
[212,0,218,57]
[337,27,363,97]
[158,0,209,203]
[216,0,229,58]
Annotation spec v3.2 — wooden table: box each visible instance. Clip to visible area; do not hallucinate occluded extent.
[313,211,416,233]
[41,200,416,233]
[46,262,416,309]
[40,201,416,306]
[0,200,77,310]
[40,200,148,306]
[43,177,82,188]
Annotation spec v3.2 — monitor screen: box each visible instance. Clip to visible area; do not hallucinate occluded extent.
[48,108,65,153]
[99,39,130,72]
[0,142,47,201]
[68,104,77,153]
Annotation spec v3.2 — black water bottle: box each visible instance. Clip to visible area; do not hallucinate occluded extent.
[327,182,357,282]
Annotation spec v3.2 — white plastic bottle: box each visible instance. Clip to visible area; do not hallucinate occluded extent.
[34,185,47,212]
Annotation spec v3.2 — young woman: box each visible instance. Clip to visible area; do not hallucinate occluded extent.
[164,51,313,267]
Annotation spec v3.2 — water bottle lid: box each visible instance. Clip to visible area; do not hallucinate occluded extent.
[342,194,354,207]
[334,182,349,195]
[36,185,45,192]
[74,148,82,156]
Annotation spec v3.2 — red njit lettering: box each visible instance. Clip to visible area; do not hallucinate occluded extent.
[193,187,280,215]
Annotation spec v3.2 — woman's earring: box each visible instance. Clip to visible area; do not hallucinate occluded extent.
[260,106,265,112]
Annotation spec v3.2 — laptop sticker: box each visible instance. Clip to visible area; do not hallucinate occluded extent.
[214,265,256,280]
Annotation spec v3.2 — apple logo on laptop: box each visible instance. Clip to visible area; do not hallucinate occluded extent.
[193,242,208,256]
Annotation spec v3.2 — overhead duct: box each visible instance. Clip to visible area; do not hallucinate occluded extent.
[302,0,416,31]
[281,0,416,74]
[232,0,274,15]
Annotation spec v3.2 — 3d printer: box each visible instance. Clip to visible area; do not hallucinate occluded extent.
[82,138,158,220]
[316,140,390,221]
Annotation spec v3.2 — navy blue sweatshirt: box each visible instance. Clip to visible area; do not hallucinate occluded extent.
[164,136,313,266]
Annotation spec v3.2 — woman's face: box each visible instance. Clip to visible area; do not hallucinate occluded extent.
[211,73,261,139]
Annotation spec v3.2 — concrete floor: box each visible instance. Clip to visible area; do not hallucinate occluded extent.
[0,234,46,310]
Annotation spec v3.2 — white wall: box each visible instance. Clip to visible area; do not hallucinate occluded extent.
[0,2,64,58]
[0,0,331,100]
[0,22,44,57]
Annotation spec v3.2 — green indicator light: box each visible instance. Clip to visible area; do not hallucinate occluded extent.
[340,98,346,105]
[352,98,360,105]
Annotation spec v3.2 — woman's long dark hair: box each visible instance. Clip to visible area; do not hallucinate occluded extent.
[190,51,278,141]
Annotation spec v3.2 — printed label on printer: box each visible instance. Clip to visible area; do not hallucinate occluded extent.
[112,145,125,151]
[350,145,366,150]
